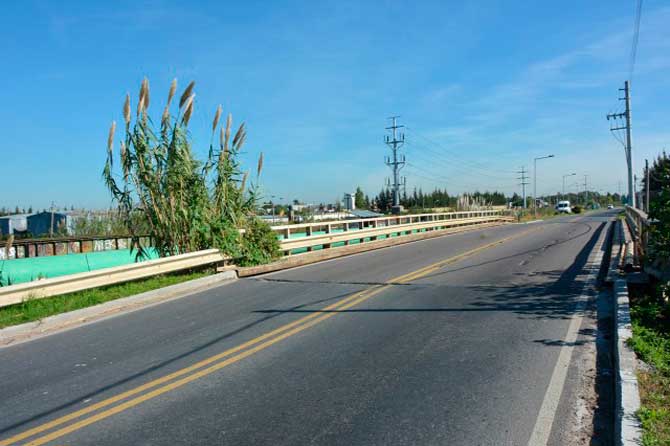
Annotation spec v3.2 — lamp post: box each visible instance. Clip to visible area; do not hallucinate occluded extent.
[562,173,576,198]
[270,195,284,223]
[534,154,555,216]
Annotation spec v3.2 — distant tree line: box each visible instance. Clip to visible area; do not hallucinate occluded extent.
[354,188,509,213]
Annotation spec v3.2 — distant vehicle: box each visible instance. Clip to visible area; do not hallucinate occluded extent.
[556,200,572,213]
[607,204,614,209]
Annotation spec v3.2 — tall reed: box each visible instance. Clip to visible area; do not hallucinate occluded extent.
[103,79,278,265]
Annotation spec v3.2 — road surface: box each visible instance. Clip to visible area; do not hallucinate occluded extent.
[0,211,616,445]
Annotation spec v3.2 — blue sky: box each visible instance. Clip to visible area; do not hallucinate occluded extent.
[1,0,669,209]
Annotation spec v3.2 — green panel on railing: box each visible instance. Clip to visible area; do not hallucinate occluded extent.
[0,248,159,286]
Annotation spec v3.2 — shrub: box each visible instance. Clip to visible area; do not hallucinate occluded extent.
[103,78,279,265]
[572,205,582,214]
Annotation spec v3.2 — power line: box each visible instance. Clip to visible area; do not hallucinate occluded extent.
[404,161,517,188]
[404,166,517,192]
[404,140,516,181]
[406,162,449,182]
[404,127,517,178]
[629,0,643,83]
[404,147,516,184]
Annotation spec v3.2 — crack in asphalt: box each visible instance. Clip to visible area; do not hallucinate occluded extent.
[250,278,414,286]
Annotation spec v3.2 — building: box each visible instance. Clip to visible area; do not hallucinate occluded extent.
[27,211,75,237]
[343,193,355,211]
[0,213,30,236]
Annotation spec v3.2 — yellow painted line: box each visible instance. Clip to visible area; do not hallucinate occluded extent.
[4,225,539,446]
[23,287,390,446]
[0,287,377,446]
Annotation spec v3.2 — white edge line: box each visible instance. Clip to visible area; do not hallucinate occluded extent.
[526,221,607,446]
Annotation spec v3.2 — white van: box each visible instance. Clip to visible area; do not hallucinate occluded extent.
[555,200,571,213]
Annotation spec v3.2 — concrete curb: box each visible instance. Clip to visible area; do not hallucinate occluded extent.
[0,270,237,348]
[605,219,623,284]
[613,278,643,446]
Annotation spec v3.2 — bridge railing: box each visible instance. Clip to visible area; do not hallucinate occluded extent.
[0,210,513,306]
[273,210,512,254]
[624,206,650,258]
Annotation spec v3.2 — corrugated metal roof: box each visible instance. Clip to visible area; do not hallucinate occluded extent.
[348,209,384,218]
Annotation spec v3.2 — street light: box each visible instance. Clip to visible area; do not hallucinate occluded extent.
[270,195,284,223]
[534,154,555,216]
[562,173,576,198]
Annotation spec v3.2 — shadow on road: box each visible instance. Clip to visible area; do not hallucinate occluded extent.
[256,222,605,323]
[0,288,359,436]
[1,219,611,440]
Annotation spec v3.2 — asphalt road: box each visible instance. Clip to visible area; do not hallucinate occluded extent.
[0,211,617,446]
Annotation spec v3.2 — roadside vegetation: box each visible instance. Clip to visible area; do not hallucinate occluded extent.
[630,151,670,446]
[103,78,280,266]
[629,289,670,446]
[0,269,211,329]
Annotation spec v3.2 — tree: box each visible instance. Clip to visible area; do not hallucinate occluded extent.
[646,151,670,266]
[334,197,342,212]
[354,187,366,209]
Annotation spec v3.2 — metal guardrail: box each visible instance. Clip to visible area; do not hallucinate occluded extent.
[0,210,512,307]
[1,211,507,260]
[624,206,649,258]
[278,213,512,253]
[273,210,508,245]
[626,205,670,281]
[0,249,228,308]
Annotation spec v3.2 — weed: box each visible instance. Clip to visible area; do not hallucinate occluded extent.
[0,270,211,328]
[630,290,670,445]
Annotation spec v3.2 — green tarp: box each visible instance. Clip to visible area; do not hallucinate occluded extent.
[0,248,159,286]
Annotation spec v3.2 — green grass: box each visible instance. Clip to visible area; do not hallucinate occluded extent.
[0,270,212,329]
[628,292,670,446]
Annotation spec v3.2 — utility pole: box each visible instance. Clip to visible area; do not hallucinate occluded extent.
[533,154,555,216]
[50,201,55,237]
[384,116,406,214]
[607,80,635,207]
[583,175,589,206]
[645,159,650,214]
[562,173,576,199]
[517,167,529,209]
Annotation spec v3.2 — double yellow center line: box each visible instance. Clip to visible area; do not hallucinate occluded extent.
[1,226,537,446]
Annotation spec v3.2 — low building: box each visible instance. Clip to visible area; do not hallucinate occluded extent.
[27,211,75,237]
[347,209,383,219]
[0,213,30,236]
